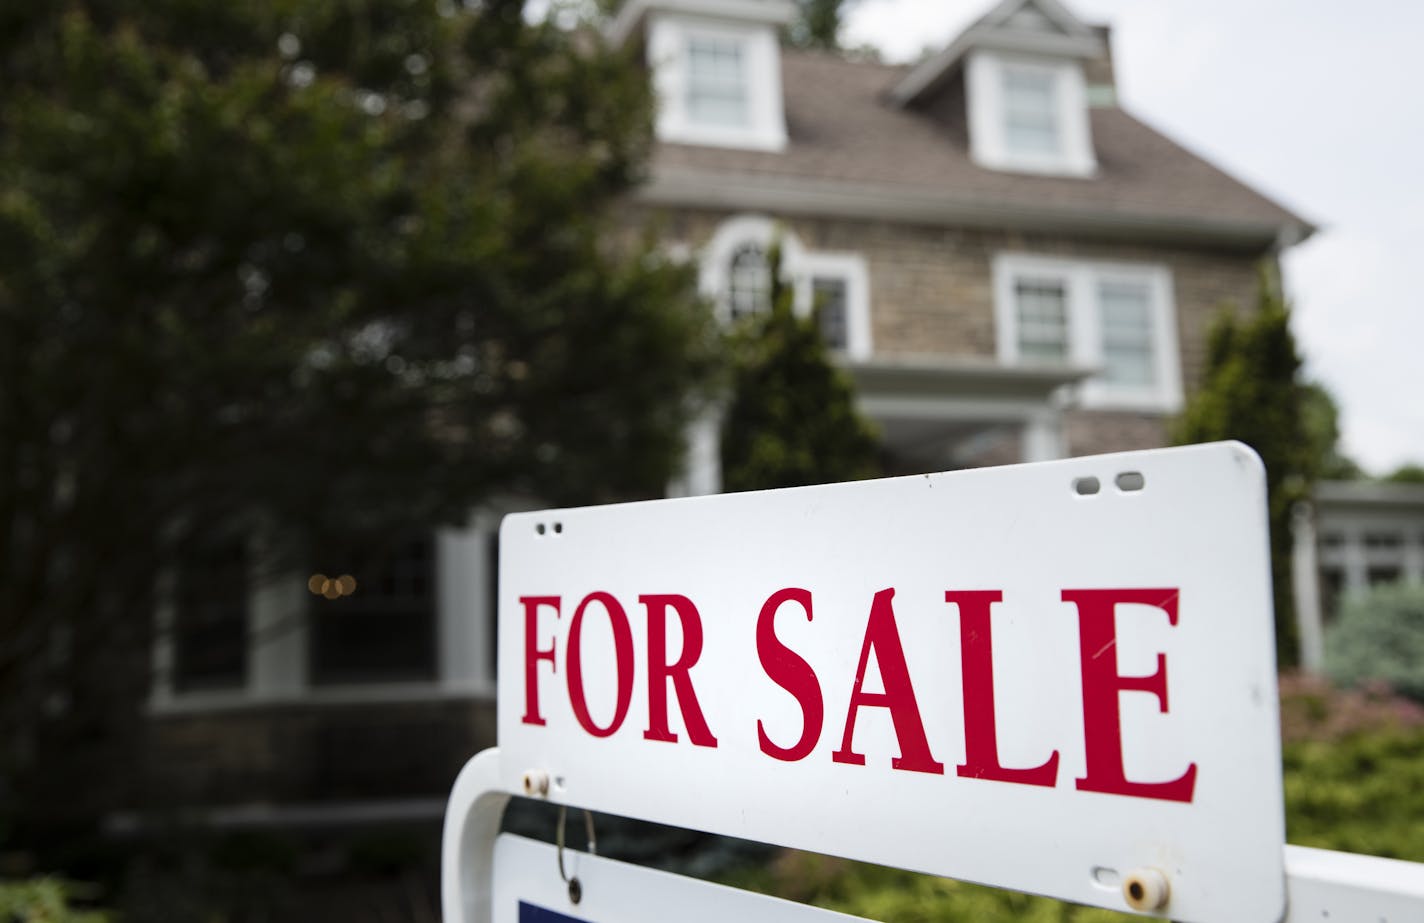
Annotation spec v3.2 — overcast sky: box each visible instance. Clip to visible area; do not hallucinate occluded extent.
[843,0,1423,475]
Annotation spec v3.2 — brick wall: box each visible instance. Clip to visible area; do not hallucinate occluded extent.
[141,698,495,807]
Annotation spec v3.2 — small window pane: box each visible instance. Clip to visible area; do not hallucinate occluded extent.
[1320,568,1345,622]
[1364,532,1403,550]
[1014,277,1069,362]
[1098,280,1155,386]
[1368,566,1401,587]
[728,244,770,320]
[310,534,437,685]
[813,276,849,351]
[173,538,249,692]
[687,36,748,128]
[1003,68,1059,156]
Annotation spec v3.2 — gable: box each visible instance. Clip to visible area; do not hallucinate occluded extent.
[889,0,1105,109]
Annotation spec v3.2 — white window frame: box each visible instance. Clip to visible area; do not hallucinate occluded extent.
[966,49,1095,177]
[699,215,873,361]
[802,251,873,361]
[993,253,1182,412]
[148,517,501,712]
[646,13,787,151]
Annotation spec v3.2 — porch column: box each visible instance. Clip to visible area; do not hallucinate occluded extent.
[1291,502,1325,674]
[1022,410,1064,463]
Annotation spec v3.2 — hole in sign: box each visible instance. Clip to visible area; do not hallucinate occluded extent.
[536,523,546,535]
[1073,476,1101,496]
[1116,471,1146,492]
[1091,866,1120,889]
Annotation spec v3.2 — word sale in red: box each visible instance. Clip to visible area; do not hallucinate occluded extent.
[517,586,1197,804]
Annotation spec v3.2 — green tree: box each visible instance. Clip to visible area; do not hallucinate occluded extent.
[787,0,859,50]
[1385,463,1424,484]
[1172,273,1335,667]
[1301,382,1363,480]
[720,242,879,491]
[0,0,716,836]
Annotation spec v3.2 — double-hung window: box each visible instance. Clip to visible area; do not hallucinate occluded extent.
[995,255,1181,411]
[686,35,749,128]
[966,51,1095,176]
[1002,65,1061,158]
[645,16,787,151]
[308,533,438,686]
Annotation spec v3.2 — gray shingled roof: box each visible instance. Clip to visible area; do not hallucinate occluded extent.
[650,49,1311,242]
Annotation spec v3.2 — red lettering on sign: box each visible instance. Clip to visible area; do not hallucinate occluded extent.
[520,595,561,726]
[756,587,824,762]
[947,590,1060,787]
[832,588,945,774]
[641,594,718,747]
[566,592,635,738]
[1063,588,1197,803]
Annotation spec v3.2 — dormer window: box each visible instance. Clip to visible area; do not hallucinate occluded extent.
[687,35,749,128]
[967,51,1095,176]
[643,13,788,152]
[1002,64,1061,158]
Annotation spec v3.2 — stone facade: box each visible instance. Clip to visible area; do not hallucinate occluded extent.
[650,203,1271,459]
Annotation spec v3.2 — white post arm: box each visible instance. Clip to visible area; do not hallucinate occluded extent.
[1284,844,1424,921]
[441,748,509,923]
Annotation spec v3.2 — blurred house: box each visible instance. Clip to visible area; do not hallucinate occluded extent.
[138,0,1312,852]
[1292,481,1424,671]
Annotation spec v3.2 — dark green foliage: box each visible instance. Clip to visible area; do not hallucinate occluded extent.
[1283,730,1424,860]
[0,0,717,833]
[719,243,879,492]
[1384,463,1424,484]
[1300,382,1362,480]
[1172,273,1337,667]
[1324,582,1424,704]
[787,0,857,50]
[0,879,109,922]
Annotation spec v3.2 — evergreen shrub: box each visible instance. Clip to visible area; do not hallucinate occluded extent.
[1325,581,1424,703]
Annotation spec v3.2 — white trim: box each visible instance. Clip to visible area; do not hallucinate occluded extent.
[698,214,809,319]
[993,252,1182,412]
[437,518,499,697]
[889,0,1104,108]
[1291,502,1325,673]
[608,0,797,49]
[638,168,1310,250]
[968,50,1095,177]
[667,408,723,498]
[151,517,500,713]
[250,567,307,699]
[698,215,873,359]
[802,250,873,361]
[647,13,787,152]
[147,682,492,716]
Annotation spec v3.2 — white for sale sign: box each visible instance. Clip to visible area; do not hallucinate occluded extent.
[495,443,1286,923]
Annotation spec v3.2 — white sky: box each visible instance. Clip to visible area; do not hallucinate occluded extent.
[844,0,1424,475]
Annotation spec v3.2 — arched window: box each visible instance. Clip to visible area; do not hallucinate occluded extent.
[727,243,771,320]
